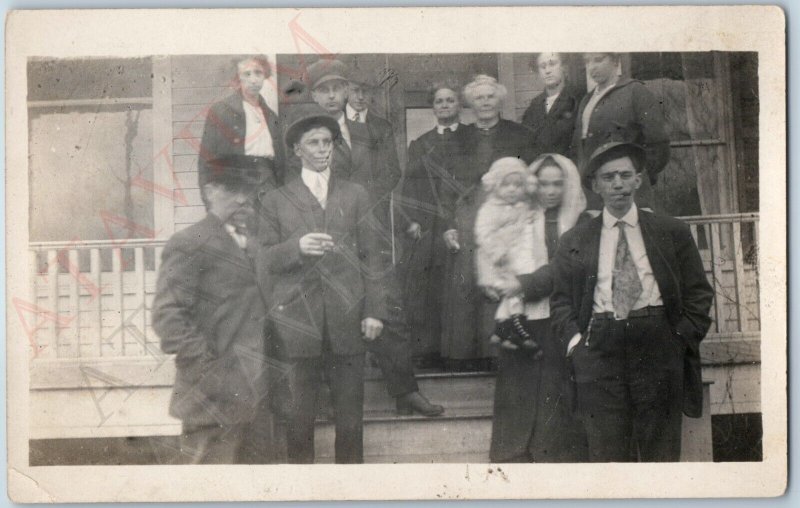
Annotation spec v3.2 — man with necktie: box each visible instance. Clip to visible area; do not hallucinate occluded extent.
[550,142,713,462]
[300,58,444,417]
[258,104,387,463]
[153,156,274,464]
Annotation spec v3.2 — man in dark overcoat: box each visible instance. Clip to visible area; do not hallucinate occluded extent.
[153,156,273,464]
[550,142,713,462]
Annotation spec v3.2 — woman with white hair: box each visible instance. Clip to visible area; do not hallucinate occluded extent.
[489,153,589,463]
[441,75,535,370]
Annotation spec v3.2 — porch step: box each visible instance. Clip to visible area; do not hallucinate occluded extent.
[313,407,493,463]
[361,371,496,413]
[303,371,496,463]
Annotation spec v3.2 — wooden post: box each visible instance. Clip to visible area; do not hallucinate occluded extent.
[497,54,517,122]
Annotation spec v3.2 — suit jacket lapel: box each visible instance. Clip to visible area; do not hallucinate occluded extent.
[639,211,677,302]
[333,138,352,175]
[324,175,343,232]
[585,216,603,292]
[548,93,568,119]
[284,178,322,232]
[225,93,246,126]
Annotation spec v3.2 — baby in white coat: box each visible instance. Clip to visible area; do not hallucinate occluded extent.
[475,157,548,357]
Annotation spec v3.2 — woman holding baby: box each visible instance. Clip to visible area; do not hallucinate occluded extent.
[482,153,589,463]
[480,52,590,463]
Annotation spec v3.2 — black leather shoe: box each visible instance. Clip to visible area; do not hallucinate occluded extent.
[396,391,445,417]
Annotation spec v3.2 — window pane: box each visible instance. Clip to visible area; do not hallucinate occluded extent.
[28,58,152,102]
[29,106,154,242]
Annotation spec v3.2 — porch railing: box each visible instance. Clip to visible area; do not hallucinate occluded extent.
[26,213,759,364]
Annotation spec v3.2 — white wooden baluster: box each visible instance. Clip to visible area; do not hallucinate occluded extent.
[731,221,749,332]
[29,251,48,358]
[132,247,147,356]
[111,248,125,356]
[66,249,80,357]
[709,222,725,334]
[47,249,60,357]
[90,248,103,357]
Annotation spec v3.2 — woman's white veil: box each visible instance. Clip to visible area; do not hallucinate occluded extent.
[528,153,587,236]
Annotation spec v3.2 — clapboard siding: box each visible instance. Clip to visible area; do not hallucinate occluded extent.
[509,53,543,123]
[172,86,233,107]
[173,121,204,139]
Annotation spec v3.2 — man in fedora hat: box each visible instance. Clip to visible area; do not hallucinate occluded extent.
[257,103,387,463]
[153,156,274,464]
[301,58,444,418]
[550,142,713,462]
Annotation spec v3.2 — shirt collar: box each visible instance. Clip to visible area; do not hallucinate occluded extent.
[301,166,331,180]
[602,204,639,229]
[346,104,366,122]
[436,122,459,134]
[593,77,619,97]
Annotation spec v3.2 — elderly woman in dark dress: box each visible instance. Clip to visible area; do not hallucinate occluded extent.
[400,79,471,357]
[489,153,588,463]
[440,75,535,370]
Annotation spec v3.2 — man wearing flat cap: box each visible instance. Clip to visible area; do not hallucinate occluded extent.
[258,104,387,463]
[153,156,274,464]
[300,58,444,417]
[550,142,713,462]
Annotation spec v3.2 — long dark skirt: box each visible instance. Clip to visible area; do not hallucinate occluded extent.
[489,318,588,463]
[440,196,496,361]
[399,226,447,357]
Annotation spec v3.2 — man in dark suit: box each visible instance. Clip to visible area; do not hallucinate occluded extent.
[305,59,401,233]
[153,156,273,464]
[550,142,713,462]
[198,55,285,198]
[258,104,387,463]
[301,58,444,417]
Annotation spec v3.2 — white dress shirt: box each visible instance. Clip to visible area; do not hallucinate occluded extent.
[592,205,663,315]
[242,100,275,157]
[581,79,618,139]
[224,223,248,249]
[346,103,367,123]
[337,114,352,148]
[301,167,331,209]
[436,122,459,135]
[544,92,560,114]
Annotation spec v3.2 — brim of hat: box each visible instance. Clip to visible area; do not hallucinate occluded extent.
[284,115,341,148]
[311,74,349,89]
[583,145,646,186]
